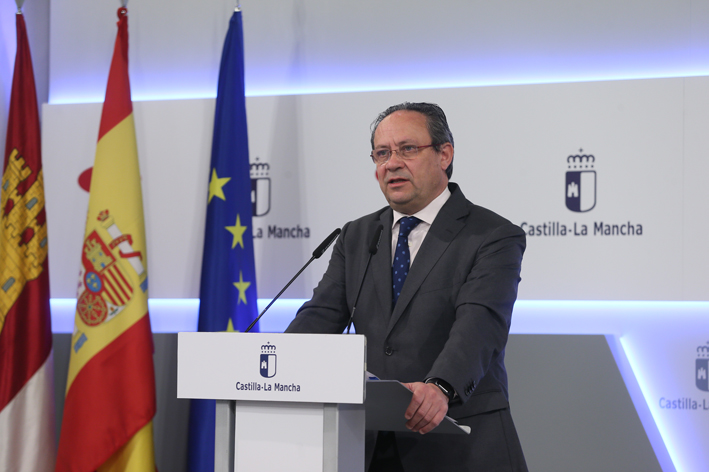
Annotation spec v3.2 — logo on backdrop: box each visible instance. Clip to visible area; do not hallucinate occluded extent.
[250,156,311,240]
[260,342,277,378]
[519,148,644,237]
[565,150,596,213]
[657,341,709,411]
[251,157,271,217]
[697,341,709,392]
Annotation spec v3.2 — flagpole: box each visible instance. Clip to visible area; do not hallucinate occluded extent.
[15,0,25,13]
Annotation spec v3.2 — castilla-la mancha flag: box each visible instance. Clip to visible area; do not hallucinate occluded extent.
[0,10,56,472]
[55,7,157,472]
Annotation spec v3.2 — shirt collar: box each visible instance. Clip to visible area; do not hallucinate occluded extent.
[392,186,452,228]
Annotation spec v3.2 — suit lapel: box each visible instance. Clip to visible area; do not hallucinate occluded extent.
[386,186,469,334]
[370,209,393,319]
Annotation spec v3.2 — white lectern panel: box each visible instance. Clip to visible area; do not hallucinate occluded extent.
[234,401,325,471]
[177,332,366,404]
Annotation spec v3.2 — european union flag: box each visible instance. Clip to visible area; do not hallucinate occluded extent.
[187,10,258,472]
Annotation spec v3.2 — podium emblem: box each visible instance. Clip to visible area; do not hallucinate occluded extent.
[260,342,277,378]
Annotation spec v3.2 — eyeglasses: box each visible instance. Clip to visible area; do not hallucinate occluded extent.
[370,144,434,166]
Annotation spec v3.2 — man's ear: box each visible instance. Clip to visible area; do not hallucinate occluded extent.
[439,143,454,171]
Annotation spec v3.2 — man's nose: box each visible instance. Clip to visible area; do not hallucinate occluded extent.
[385,151,405,169]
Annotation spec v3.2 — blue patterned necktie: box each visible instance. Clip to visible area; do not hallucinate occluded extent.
[392,216,421,307]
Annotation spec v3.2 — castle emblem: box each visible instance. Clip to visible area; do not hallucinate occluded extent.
[250,157,271,217]
[0,149,48,331]
[565,150,596,213]
[697,341,709,392]
[76,209,147,327]
[260,342,277,378]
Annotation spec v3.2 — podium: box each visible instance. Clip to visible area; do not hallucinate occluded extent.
[177,332,468,472]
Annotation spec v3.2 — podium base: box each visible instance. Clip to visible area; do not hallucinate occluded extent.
[216,400,365,472]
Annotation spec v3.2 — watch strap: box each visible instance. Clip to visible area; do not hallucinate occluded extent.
[424,377,457,402]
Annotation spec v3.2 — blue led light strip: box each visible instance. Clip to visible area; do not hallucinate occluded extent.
[49,71,709,105]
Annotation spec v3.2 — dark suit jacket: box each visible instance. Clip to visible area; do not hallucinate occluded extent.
[286,183,527,471]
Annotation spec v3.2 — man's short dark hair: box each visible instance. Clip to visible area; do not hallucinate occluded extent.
[370,102,455,179]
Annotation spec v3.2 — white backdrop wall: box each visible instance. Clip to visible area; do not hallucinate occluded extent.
[43,78,709,302]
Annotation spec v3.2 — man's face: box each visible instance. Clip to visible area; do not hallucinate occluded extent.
[373,110,453,215]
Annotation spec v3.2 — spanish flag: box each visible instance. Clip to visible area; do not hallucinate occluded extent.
[0,10,55,472]
[55,7,156,472]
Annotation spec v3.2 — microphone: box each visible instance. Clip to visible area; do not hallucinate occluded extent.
[346,224,383,334]
[245,228,341,333]
[312,228,341,258]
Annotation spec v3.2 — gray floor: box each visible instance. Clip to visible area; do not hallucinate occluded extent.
[52,333,661,471]
[506,335,661,472]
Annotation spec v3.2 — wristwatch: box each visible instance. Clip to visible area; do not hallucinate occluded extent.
[424,377,457,403]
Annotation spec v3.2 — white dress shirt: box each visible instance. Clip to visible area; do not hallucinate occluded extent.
[391,186,451,264]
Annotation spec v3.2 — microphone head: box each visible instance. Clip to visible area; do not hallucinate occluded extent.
[312,228,341,258]
[369,224,384,255]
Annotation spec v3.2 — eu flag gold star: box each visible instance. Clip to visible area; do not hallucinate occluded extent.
[224,318,237,332]
[226,214,248,249]
[233,271,251,305]
[208,168,231,203]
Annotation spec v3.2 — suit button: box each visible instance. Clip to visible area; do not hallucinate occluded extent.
[385,346,393,356]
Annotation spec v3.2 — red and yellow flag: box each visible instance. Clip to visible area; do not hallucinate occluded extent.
[0,10,55,472]
[55,8,156,472]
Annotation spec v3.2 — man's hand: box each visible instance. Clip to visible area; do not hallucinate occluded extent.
[402,381,449,434]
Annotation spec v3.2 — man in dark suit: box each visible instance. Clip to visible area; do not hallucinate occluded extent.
[286,102,528,471]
